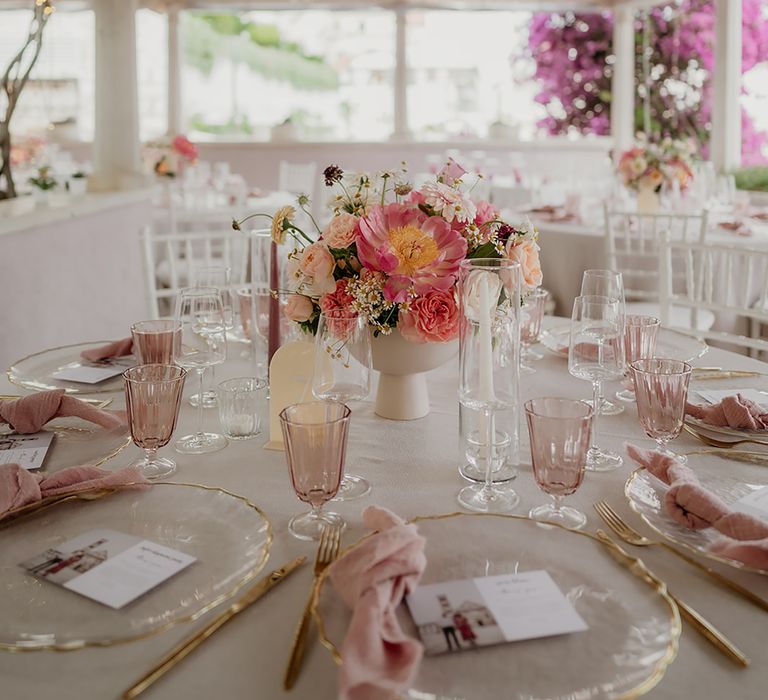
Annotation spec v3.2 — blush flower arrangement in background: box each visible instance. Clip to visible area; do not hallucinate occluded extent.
[617,134,696,193]
[235,159,543,343]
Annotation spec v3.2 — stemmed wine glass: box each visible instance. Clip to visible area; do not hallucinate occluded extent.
[458,258,522,513]
[280,401,351,540]
[312,312,372,500]
[173,286,228,454]
[616,315,660,402]
[525,398,592,529]
[580,270,626,416]
[123,364,186,480]
[631,358,692,461]
[520,288,549,374]
[568,295,625,472]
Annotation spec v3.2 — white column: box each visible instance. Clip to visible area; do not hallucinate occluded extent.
[391,9,409,141]
[711,0,742,172]
[167,4,181,137]
[611,5,635,159]
[90,0,144,191]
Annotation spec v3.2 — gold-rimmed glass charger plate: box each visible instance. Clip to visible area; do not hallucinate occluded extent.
[626,462,768,575]
[315,513,680,700]
[0,482,272,651]
[8,342,132,395]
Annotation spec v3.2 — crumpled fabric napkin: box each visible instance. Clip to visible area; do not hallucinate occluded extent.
[0,463,147,520]
[626,444,768,569]
[80,337,133,362]
[0,390,125,434]
[685,393,768,431]
[328,506,427,700]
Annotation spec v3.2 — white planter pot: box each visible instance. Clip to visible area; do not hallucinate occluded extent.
[371,332,458,420]
[636,183,661,215]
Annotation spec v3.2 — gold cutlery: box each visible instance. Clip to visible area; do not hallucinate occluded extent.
[684,448,768,465]
[691,368,764,380]
[123,557,306,700]
[284,524,342,690]
[596,530,750,667]
[594,502,768,613]
[684,424,768,449]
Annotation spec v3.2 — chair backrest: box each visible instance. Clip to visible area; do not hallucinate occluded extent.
[604,207,709,303]
[140,226,251,318]
[659,233,768,353]
[278,161,317,200]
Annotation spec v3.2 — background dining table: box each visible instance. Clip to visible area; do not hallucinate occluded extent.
[2,316,768,700]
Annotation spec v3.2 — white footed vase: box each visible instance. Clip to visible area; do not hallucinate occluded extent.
[371,332,458,420]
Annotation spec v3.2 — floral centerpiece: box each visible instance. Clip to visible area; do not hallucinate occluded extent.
[617,135,696,194]
[143,135,198,178]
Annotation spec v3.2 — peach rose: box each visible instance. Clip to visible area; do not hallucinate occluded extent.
[322,213,359,249]
[398,289,460,344]
[285,294,314,322]
[505,239,542,292]
[299,242,336,294]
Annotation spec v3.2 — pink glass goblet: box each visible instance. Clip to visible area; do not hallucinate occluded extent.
[124,364,187,480]
[525,398,592,529]
[520,288,549,374]
[631,358,692,461]
[279,401,351,541]
[616,316,660,402]
[131,320,182,365]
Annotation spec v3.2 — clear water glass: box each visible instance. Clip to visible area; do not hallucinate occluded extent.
[520,288,549,374]
[616,315,660,402]
[217,377,267,440]
[131,320,181,365]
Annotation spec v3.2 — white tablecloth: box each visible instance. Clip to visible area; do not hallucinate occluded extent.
[3,318,768,700]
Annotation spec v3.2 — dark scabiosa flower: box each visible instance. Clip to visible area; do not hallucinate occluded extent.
[497,223,515,242]
[323,164,344,187]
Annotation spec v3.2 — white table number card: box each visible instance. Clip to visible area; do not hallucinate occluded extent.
[406,571,588,655]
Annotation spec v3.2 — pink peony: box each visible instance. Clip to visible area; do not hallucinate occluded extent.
[299,242,336,294]
[172,135,198,162]
[322,213,359,249]
[399,290,460,344]
[285,294,314,322]
[506,239,543,292]
[357,203,467,303]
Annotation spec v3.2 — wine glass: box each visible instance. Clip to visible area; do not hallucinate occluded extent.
[580,270,626,416]
[631,358,692,461]
[131,320,181,364]
[312,312,372,500]
[173,286,228,454]
[280,401,351,541]
[458,258,522,513]
[525,398,592,529]
[123,364,186,480]
[616,315,660,402]
[520,288,549,374]
[568,295,624,472]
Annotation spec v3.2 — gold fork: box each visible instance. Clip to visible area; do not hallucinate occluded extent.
[283,524,342,690]
[684,424,768,449]
[594,501,768,613]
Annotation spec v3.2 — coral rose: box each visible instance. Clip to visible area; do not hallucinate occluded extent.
[505,239,543,292]
[285,294,314,322]
[319,279,358,338]
[398,289,460,344]
[298,242,336,294]
[322,213,359,249]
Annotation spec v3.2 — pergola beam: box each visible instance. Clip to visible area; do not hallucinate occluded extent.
[710,0,741,173]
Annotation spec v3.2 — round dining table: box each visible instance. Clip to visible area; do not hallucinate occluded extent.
[2,316,768,700]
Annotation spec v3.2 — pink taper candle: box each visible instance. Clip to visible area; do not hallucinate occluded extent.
[268,241,281,365]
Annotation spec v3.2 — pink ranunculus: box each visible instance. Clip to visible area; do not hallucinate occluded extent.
[322,212,359,249]
[319,279,357,338]
[506,239,543,292]
[398,289,460,344]
[474,200,499,226]
[299,242,336,295]
[284,294,314,322]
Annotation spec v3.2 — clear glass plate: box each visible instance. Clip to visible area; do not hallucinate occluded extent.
[685,416,768,440]
[315,513,680,700]
[626,463,768,575]
[541,325,708,363]
[7,341,131,395]
[0,482,272,650]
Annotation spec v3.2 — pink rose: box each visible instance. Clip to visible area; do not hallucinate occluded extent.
[322,213,359,249]
[285,294,314,322]
[505,239,543,292]
[299,242,336,294]
[398,290,460,344]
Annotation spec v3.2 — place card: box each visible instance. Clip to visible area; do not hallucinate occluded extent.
[0,431,54,470]
[406,570,588,655]
[694,389,768,408]
[53,360,130,385]
[19,528,196,609]
[733,486,768,519]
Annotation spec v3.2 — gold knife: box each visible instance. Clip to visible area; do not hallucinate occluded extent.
[123,557,306,699]
[691,369,764,380]
[596,530,750,668]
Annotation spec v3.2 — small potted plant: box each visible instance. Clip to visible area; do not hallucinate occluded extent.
[28,165,57,206]
[67,171,88,196]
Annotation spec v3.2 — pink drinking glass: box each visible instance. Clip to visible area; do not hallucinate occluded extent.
[616,316,661,402]
[631,358,692,461]
[525,398,592,529]
[131,320,182,365]
[124,364,187,480]
[279,401,351,541]
[520,288,549,373]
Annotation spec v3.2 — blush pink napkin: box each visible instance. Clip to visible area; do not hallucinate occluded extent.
[0,390,125,433]
[328,506,427,700]
[80,337,133,362]
[0,462,147,521]
[626,444,768,569]
[685,394,768,431]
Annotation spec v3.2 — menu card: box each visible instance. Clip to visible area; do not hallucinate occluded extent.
[53,357,134,385]
[0,431,54,470]
[694,389,768,408]
[406,571,588,655]
[20,528,196,609]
